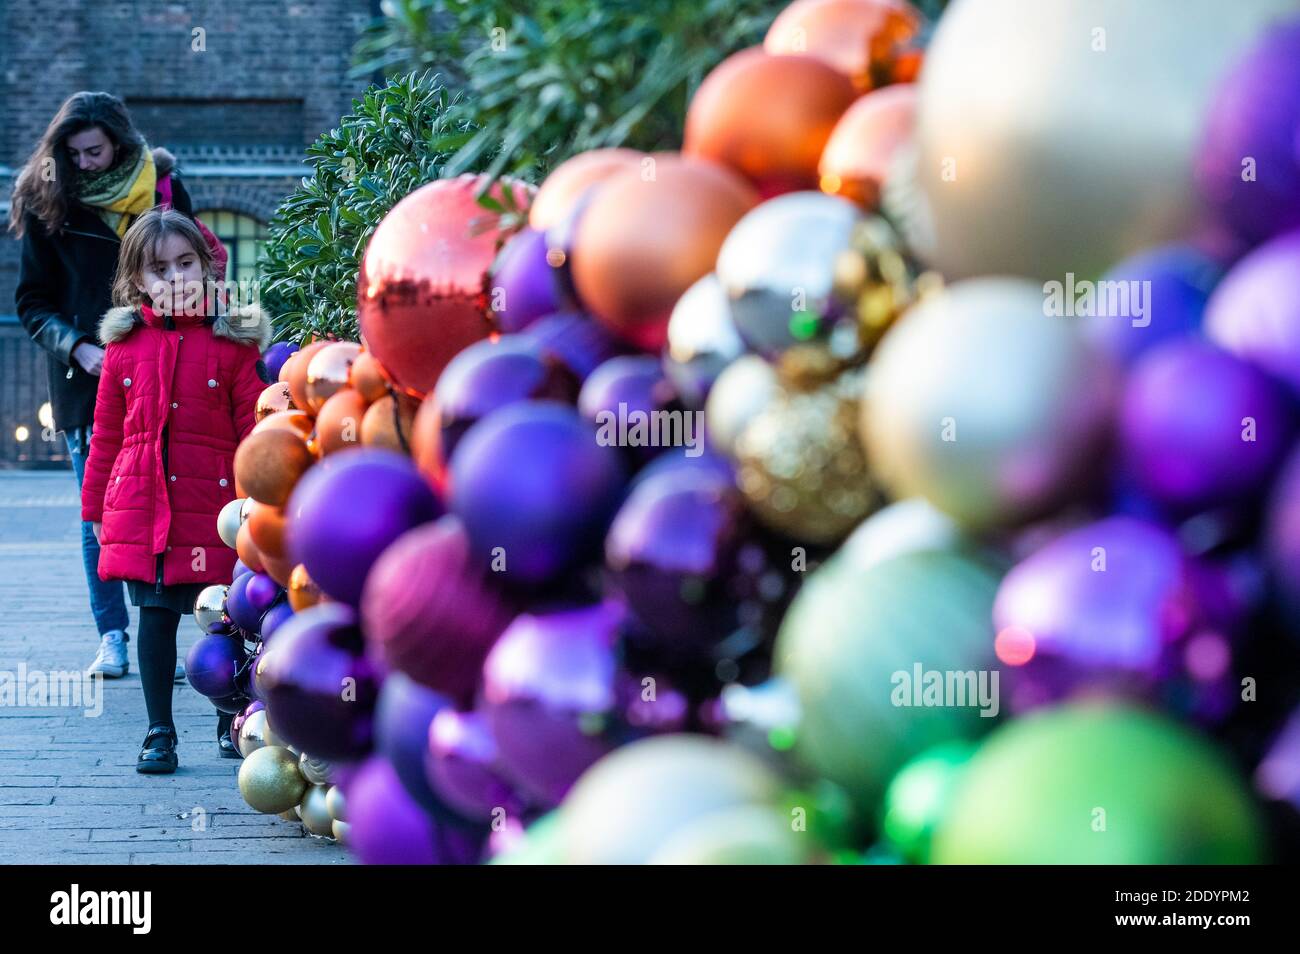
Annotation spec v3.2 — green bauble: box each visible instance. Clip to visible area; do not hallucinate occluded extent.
[558,734,782,865]
[880,740,977,864]
[774,549,1002,816]
[647,805,809,865]
[490,812,566,866]
[932,703,1265,864]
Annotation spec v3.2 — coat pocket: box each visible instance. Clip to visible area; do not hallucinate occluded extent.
[103,454,125,510]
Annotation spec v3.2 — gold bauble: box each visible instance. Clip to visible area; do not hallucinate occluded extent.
[297,784,335,836]
[238,745,307,814]
[288,563,323,612]
[306,341,363,414]
[331,819,350,843]
[734,367,878,545]
[263,712,291,750]
[905,0,1298,279]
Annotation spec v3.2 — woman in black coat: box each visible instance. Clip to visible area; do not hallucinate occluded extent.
[10,91,198,686]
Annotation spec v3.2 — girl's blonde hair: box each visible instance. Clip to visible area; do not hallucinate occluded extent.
[111,207,214,308]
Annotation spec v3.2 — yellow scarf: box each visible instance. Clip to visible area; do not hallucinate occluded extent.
[73,145,158,238]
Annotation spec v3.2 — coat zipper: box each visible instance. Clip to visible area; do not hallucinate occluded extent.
[157,310,175,594]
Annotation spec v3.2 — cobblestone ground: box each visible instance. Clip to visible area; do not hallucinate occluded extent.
[0,470,350,865]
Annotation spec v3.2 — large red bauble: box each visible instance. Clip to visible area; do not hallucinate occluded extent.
[684,47,858,198]
[357,174,534,399]
[571,155,757,351]
[765,0,923,91]
[819,84,917,208]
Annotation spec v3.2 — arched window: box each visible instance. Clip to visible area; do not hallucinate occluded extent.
[197,210,269,287]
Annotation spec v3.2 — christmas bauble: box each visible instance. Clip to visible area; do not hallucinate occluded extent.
[705,355,780,458]
[1118,338,1295,515]
[1205,230,1300,398]
[287,563,322,612]
[299,751,332,786]
[662,274,745,410]
[903,0,1295,279]
[648,804,809,865]
[217,498,245,550]
[305,341,361,413]
[558,734,782,864]
[684,48,857,198]
[286,449,441,606]
[571,155,757,351]
[765,0,923,91]
[238,745,306,815]
[374,672,454,817]
[234,428,314,508]
[880,741,976,864]
[314,388,369,456]
[357,173,533,398]
[259,599,294,641]
[297,784,334,836]
[237,706,271,758]
[185,633,246,699]
[528,148,644,232]
[861,278,1116,529]
[932,703,1264,863]
[819,84,916,208]
[360,393,418,450]
[348,350,389,404]
[426,708,523,823]
[489,227,560,333]
[262,341,298,382]
[448,401,626,584]
[521,311,627,382]
[254,382,295,422]
[344,757,484,865]
[362,517,517,705]
[775,548,1002,814]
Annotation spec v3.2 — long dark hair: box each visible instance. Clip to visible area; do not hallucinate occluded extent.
[7,91,146,238]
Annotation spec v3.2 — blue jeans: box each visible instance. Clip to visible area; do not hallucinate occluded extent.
[64,426,130,639]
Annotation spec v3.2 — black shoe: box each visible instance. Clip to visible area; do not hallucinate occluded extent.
[217,712,241,759]
[137,724,178,774]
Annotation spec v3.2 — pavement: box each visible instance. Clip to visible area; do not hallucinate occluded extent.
[0,469,350,864]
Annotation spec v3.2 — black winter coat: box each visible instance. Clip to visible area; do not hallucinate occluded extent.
[14,175,195,432]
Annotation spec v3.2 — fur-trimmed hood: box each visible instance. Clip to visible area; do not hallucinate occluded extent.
[98,302,272,350]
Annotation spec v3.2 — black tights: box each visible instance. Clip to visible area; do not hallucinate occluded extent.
[137,606,180,730]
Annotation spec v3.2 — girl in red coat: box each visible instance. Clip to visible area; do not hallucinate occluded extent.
[81,208,270,773]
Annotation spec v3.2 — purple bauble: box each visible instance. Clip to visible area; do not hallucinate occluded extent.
[1082,245,1220,366]
[224,572,258,633]
[262,341,299,382]
[232,559,252,581]
[246,644,266,701]
[993,516,1233,718]
[1266,442,1300,620]
[186,633,247,699]
[479,603,623,806]
[259,599,295,641]
[425,708,524,822]
[520,311,626,382]
[629,445,735,492]
[1118,339,1295,515]
[1256,705,1300,813]
[344,757,485,865]
[1197,22,1300,245]
[287,448,442,606]
[544,192,595,311]
[374,672,453,816]
[605,465,749,657]
[448,401,626,584]
[258,603,381,760]
[1205,230,1300,398]
[362,517,518,705]
[433,336,578,464]
[489,228,561,333]
[209,691,251,715]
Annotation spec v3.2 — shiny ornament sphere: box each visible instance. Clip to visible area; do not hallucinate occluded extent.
[217,498,245,550]
[185,633,247,699]
[765,0,923,91]
[559,734,783,865]
[234,522,264,575]
[357,174,533,398]
[360,393,418,451]
[259,599,294,641]
[234,427,314,508]
[571,155,757,351]
[286,449,441,606]
[663,274,746,410]
[344,756,484,865]
[237,707,272,758]
[819,84,916,208]
[684,48,857,198]
[349,350,390,403]
[489,227,560,333]
[529,148,644,232]
[861,278,1116,529]
[238,745,307,815]
[250,409,314,440]
[314,388,370,456]
[325,784,346,822]
[299,751,333,786]
[287,563,323,612]
[297,784,335,836]
[305,341,362,413]
[903,0,1295,279]
[448,401,626,584]
[245,501,288,560]
[705,355,780,458]
[286,341,328,412]
[426,708,522,823]
[932,703,1264,863]
[775,549,1001,814]
[254,381,295,422]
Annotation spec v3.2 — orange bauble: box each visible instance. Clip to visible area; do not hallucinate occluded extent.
[357,174,534,399]
[819,84,917,208]
[305,341,362,413]
[361,393,418,451]
[571,155,758,350]
[277,350,299,384]
[286,341,329,412]
[528,148,645,232]
[288,563,323,612]
[409,394,446,491]
[315,388,370,455]
[235,521,265,574]
[254,381,296,421]
[765,0,923,91]
[683,47,858,198]
[233,428,314,507]
[261,551,295,588]
[349,350,390,404]
[251,410,314,440]
[245,501,288,560]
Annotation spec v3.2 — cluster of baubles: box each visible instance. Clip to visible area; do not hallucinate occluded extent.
[204,0,1300,863]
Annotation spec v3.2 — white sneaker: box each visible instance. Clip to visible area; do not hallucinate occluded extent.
[174,658,186,683]
[88,631,129,678]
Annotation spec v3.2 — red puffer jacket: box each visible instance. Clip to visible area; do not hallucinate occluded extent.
[80,302,271,586]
